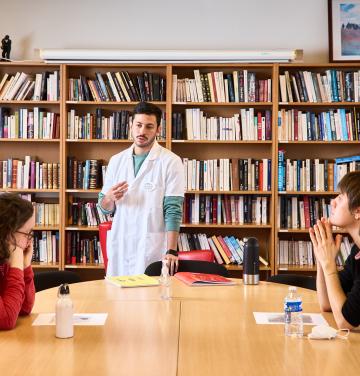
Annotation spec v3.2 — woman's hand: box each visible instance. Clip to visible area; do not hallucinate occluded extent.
[8,246,24,270]
[23,240,34,268]
[309,217,342,272]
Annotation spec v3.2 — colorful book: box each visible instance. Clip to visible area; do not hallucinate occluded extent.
[175,272,235,286]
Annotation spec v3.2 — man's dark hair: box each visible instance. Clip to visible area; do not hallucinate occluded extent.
[133,102,162,127]
[338,171,360,213]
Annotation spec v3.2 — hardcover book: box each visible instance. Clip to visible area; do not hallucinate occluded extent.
[175,272,235,286]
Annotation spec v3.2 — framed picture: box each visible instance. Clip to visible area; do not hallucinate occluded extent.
[329,0,360,62]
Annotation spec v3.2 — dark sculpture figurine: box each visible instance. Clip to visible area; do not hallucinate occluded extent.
[1,35,11,61]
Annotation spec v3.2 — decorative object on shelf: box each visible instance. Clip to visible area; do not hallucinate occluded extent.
[328,0,360,61]
[1,35,11,61]
[39,49,303,63]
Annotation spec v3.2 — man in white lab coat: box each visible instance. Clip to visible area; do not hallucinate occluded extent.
[98,102,184,276]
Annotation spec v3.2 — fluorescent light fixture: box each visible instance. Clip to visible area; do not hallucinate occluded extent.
[39,49,303,63]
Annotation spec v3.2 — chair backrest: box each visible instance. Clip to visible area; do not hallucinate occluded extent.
[178,250,214,263]
[267,274,316,291]
[34,271,82,292]
[145,260,229,277]
[99,221,112,271]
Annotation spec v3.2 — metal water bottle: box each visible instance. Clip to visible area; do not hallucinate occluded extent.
[243,237,259,285]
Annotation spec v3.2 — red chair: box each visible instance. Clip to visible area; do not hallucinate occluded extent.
[99,221,112,271]
[178,250,214,262]
[99,221,215,271]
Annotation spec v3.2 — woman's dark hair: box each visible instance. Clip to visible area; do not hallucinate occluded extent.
[0,193,34,262]
[338,171,360,213]
[133,101,162,127]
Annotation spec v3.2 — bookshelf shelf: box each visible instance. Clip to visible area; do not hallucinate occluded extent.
[65,226,99,231]
[34,225,60,231]
[172,102,273,106]
[66,101,166,105]
[172,140,272,144]
[0,188,60,193]
[65,263,105,270]
[278,191,338,195]
[279,101,360,107]
[0,100,60,105]
[32,263,60,269]
[0,139,60,142]
[186,190,272,195]
[278,140,360,145]
[65,189,101,193]
[180,224,272,229]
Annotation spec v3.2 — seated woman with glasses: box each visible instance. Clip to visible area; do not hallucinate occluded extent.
[0,193,35,330]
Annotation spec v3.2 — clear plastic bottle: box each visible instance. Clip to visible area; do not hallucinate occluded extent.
[284,286,303,338]
[160,259,171,300]
[55,283,74,339]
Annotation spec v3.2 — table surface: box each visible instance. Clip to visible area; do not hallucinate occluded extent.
[1,278,359,376]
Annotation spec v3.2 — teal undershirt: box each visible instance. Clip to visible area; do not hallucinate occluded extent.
[98,151,183,232]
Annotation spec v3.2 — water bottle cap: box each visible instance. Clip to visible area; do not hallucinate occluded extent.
[58,283,70,295]
[289,286,297,292]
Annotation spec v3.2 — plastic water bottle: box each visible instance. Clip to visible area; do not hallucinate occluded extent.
[160,259,171,300]
[284,286,303,337]
[56,283,74,339]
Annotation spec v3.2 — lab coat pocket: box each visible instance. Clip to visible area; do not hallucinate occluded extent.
[145,233,166,264]
[147,206,165,233]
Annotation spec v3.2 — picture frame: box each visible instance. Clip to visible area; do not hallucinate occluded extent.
[329,0,360,62]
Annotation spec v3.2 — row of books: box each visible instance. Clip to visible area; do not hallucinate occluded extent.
[181,108,272,141]
[65,232,103,265]
[279,69,360,103]
[0,71,60,101]
[34,203,59,226]
[67,109,166,140]
[183,194,269,225]
[172,70,272,103]
[68,199,112,226]
[183,158,271,192]
[0,158,60,189]
[67,158,106,190]
[277,237,352,266]
[178,232,269,266]
[18,193,60,226]
[32,231,59,263]
[277,108,360,141]
[0,107,60,139]
[278,153,360,192]
[278,196,331,229]
[68,71,166,102]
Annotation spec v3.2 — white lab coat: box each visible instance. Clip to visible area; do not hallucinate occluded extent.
[102,141,185,277]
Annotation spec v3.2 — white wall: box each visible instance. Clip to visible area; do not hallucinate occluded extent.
[2,0,328,63]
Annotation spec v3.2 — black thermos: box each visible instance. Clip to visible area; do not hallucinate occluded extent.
[243,237,259,285]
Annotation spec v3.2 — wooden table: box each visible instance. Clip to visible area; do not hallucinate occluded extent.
[0,279,359,376]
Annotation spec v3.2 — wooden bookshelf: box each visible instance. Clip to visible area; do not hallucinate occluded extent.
[275,63,360,273]
[0,62,62,267]
[1,61,359,279]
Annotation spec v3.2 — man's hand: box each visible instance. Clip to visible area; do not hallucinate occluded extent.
[164,254,178,276]
[106,181,129,202]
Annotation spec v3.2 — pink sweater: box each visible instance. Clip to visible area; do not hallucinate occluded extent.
[0,263,35,330]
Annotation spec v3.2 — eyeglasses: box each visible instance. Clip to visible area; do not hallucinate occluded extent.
[15,230,34,241]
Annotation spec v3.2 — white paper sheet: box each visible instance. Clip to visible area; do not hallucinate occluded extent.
[32,313,108,326]
[253,312,328,326]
